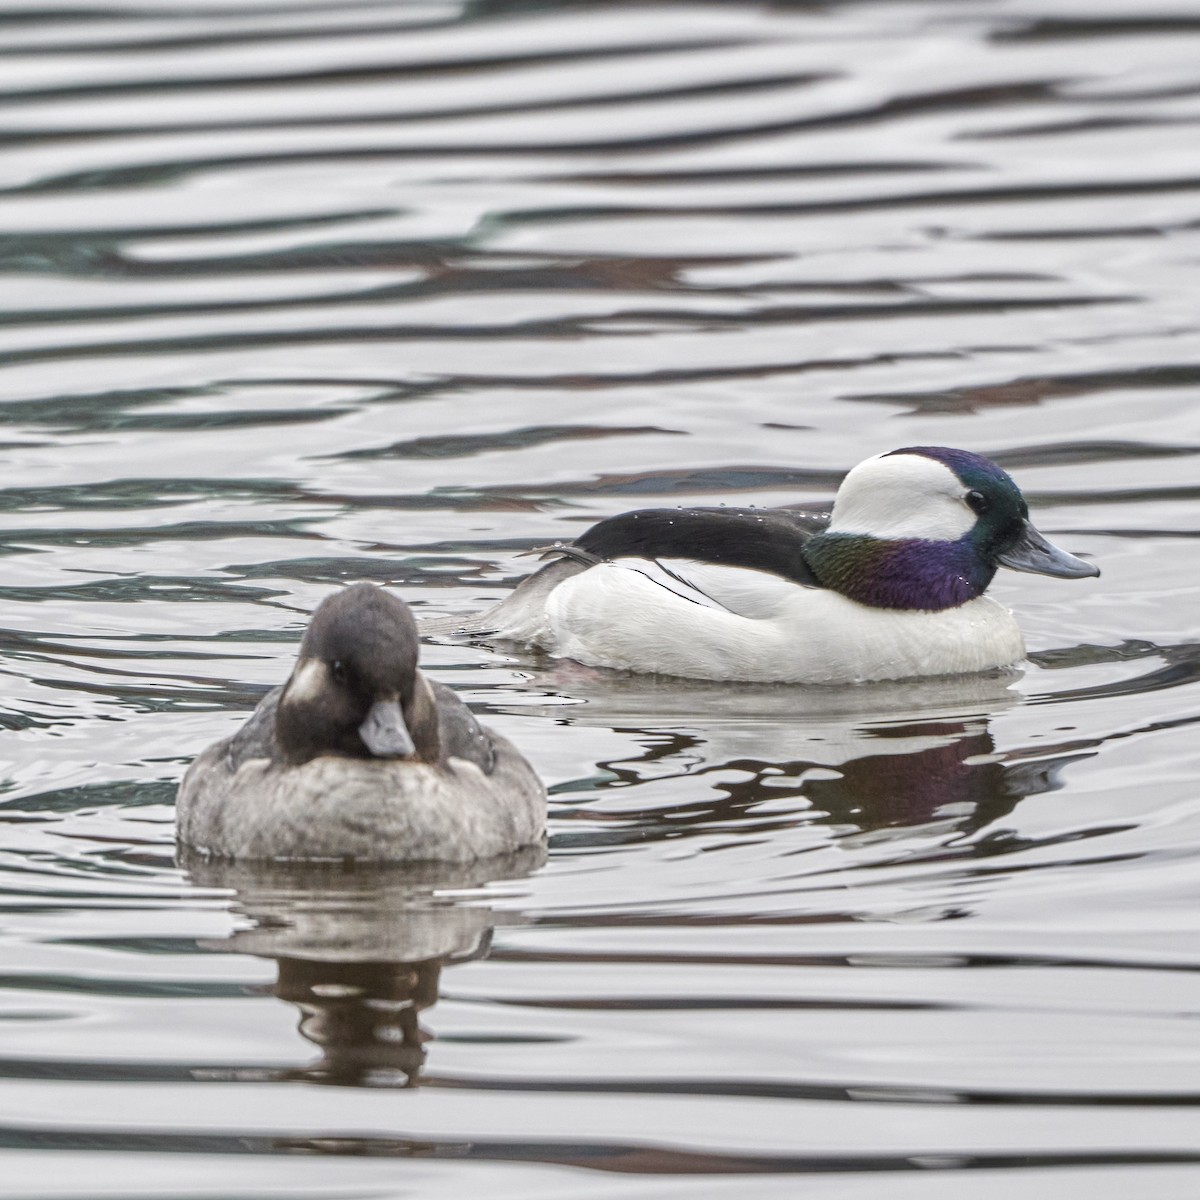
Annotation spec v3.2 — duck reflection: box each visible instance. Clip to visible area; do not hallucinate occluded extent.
[272,955,435,1087]
[749,720,1064,841]
[185,848,544,1087]
[520,667,1079,844]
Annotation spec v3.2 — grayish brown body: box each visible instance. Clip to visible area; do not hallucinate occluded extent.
[176,585,546,863]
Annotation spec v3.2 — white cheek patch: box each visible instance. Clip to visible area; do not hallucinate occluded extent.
[829,452,974,542]
[283,658,327,705]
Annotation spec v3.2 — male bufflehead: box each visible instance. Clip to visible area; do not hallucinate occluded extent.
[429,447,1098,684]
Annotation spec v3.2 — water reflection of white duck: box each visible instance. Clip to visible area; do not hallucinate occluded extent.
[509,669,1086,844]
[186,848,544,1088]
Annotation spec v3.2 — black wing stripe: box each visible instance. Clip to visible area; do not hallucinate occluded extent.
[627,558,731,611]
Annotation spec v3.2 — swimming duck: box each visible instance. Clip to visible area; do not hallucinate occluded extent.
[176,583,546,862]
[429,446,1099,684]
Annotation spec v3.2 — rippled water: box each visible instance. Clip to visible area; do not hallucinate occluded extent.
[1,0,1199,1196]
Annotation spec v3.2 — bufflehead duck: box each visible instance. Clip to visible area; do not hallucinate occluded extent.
[428,446,1098,684]
[176,584,546,862]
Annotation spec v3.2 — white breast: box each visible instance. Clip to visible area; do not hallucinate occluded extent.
[528,561,1024,684]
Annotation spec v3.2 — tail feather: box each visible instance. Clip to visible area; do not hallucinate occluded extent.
[418,556,588,640]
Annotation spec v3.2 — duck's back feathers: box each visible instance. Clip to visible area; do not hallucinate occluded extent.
[428,679,496,773]
[220,686,284,770]
[421,506,830,640]
[575,505,827,587]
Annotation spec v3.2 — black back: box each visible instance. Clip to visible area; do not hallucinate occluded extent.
[573,506,829,588]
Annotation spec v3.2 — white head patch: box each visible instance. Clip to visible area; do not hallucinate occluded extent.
[283,658,327,705]
[828,452,975,542]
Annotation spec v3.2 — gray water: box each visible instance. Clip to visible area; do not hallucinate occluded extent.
[1,1,1199,1196]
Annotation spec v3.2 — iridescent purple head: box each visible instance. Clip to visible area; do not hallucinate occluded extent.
[801,447,1098,611]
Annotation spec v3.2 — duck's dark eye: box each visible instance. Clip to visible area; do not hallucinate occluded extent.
[965,490,989,515]
[330,660,348,685]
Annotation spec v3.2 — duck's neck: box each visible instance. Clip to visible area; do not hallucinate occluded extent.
[801,532,994,612]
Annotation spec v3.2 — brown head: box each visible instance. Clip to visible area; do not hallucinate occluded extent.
[275,584,440,766]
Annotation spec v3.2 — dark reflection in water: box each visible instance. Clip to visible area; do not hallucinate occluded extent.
[784,723,1031,837]
[568,721,1046,846]
[186,848,545,1088]
[273,956,439,1087]
[527,671,1024,829]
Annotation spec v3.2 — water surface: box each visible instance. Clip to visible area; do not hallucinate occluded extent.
[0,1,1199,1197]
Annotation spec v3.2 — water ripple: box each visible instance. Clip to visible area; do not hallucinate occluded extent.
[0,1,1197,1196]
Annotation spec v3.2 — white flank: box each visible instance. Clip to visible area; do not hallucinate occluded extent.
[538,561,1024,684]
[830,452,974,541]
[627,558,806,619]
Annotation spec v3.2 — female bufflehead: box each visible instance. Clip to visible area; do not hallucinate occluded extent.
[177,584,546,862]
[429,446,1099,684]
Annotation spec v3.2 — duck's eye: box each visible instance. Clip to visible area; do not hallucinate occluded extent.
[330,660,348,685]
[965,490,989,515]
